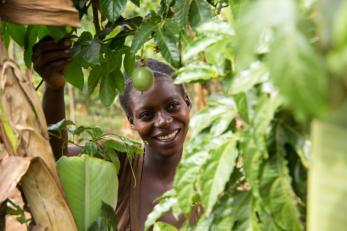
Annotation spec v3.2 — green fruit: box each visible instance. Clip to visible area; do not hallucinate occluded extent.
[132,67,154,91]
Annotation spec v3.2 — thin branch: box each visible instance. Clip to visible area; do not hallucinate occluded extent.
[92,0,101,33]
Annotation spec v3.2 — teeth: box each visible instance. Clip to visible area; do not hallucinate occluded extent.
[157,130,179,141]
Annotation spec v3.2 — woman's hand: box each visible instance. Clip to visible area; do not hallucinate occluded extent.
[32,37,72,89]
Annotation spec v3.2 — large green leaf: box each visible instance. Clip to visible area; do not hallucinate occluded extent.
[57,155,119,231]
[174,64,220,84]
[100,0,127,22]
[201,136,239,215]
[308,102,347,231]
[228,62,268,95]
[182,35,223,63]
[259,125,303,231]
[88,65,104,95]
[99,71,118,106]
[154,27,180,67]
[174,0,192,28]
[189,0,211,28]
[268,30,328,120]
[81,39,101,65]
[174,150,209,215]
[65,58,84,90]
[130,16,161,55]
[153,222,178,231]
[3,22,26,47]
[145,191,177,230]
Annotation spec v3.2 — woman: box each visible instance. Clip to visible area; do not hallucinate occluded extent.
[32,38,192,230]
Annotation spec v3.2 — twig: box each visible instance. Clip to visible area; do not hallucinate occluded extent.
[92,0,101,33]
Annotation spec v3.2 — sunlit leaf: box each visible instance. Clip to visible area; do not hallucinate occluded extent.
[154,27,180,67]
[201,136,238,215]
[189,0,211,28]
[99,71,118,106]
[65,58,84,90]
[174,0,192,28]
[100,0,127,22]
[182,36,223,62]
[130,16,161,55]
[57,155,118,231]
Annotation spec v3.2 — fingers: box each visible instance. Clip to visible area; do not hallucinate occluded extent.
[32,38,71,62]
[34,49,72,71]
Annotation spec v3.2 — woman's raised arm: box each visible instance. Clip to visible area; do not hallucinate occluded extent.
[32,37,72,159]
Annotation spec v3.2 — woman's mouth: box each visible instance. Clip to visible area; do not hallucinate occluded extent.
[154,129,180,142]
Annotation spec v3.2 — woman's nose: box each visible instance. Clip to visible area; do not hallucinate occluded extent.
[154,111,173,128]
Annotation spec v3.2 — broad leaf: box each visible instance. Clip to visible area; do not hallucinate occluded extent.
[228,62,268,95]
[81,39,101,65]
[174,64,219,84]
[57,155,119,231]
[153,222,178,231]
[268,30,328,120]
[88,66,104,95]
[3,22,26,47]
[65,58,84,90]
[100,0,127,22]
[174,0,192,28]
[201,136,239,215]
[99,72,118,106]
[145,193,177,230]
[308,103,347,231]
[130,16,161,55]
[182,36,223,62]
[189,0,211,28]
[154,27,180,67]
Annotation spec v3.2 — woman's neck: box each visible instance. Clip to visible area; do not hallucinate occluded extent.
[143,146,182,182]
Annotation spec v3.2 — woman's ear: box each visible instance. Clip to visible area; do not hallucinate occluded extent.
[184,95,192,110]
[127,116,135,129]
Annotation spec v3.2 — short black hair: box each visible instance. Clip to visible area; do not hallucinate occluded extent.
[119,58,187,118]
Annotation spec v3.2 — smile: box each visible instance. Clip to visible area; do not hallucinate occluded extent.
[155,129,180,142]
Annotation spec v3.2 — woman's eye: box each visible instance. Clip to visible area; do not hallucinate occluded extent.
[140,111,153,121]
[167,102,180,111]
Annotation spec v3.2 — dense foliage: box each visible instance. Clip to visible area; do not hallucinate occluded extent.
[2,0,347,230]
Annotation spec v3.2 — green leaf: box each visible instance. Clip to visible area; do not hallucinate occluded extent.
[145,195,177,230]
[99,71,118,106]
[189,0,211,28]
[124,50,135,76]
[112,69,125,94]
[88,66,104,95]
[174,64,220,84]
[88,202,118,231]
[130,16,161,55]
[308,103,347,231]
[154,27,180,67]
[82,39,101,65]
[153,222,178,231]
[182,36,223,62]
[47,26,66,42]
[174,151,209,215]
[268,30,328,120]
[130,0,140,7]
[259,125,303,231]
[198,21,235,37]
[65,58,84,90]
[174,0,192,28]
[57,155,119,231]
[105,50,122,72]
[100,0,127,22]
[201,136,238,215]
[3,22,26,47]
[163,19,181,41]
[83,142,98,156]
[228,61,268,95]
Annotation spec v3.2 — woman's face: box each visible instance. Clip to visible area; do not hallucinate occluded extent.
[129,77,191,157]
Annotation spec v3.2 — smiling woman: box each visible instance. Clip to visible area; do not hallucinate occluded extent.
[117,59,192,230]
[31,39,193,231]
